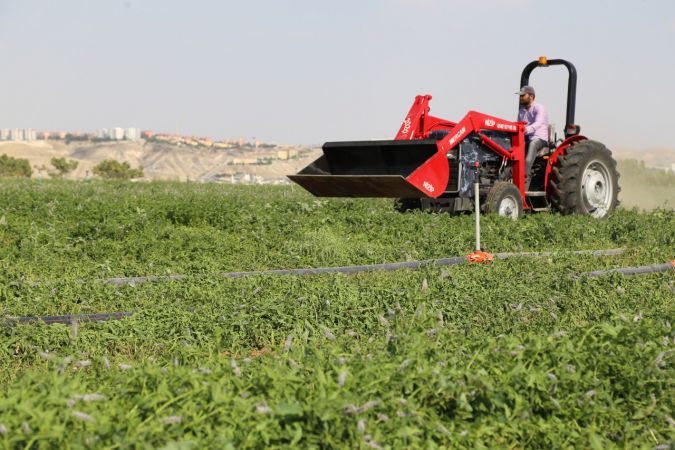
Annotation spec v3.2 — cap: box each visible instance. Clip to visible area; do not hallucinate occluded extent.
[517,85,535,96]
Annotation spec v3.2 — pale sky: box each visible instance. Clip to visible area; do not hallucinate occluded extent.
[1,0,674,149]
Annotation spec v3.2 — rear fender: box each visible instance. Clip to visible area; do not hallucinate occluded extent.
[544,135,587,194]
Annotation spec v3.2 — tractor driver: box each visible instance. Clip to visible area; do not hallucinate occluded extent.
[517,85,549,190]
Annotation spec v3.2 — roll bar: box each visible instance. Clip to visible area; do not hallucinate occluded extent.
[520,57,578,137]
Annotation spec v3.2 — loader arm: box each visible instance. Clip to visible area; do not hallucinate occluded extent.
[395,95,456,140]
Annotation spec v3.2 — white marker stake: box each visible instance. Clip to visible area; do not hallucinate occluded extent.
[474,179,481,251]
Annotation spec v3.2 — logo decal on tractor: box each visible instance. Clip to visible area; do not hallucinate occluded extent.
[401,117,412,134]
[496,123,517,132]
[423,181,435,193]
[449,127,466,145]
[485,119,495,127]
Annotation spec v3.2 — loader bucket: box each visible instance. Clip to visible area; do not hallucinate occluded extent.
[288,140,449,198]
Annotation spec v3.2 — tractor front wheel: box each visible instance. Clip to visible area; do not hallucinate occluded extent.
[484,181,523,219]
[549,140,620,218]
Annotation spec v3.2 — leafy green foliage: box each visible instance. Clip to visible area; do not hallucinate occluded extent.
[93,159,144,180]
[0,154,32,178]
[0,180,673,448]
[49,157,79,178]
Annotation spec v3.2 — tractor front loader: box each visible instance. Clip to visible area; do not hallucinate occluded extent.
[289,58,620,219]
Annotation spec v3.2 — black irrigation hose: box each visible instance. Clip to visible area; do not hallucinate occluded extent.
[10,251,673,326]
[104,248,626,286]
[578,261,674,278]
[4,312,133,326]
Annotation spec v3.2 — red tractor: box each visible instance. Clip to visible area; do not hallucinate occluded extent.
[289,57,620,219]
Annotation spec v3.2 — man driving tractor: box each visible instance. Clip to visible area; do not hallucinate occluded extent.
[517,85,549,190]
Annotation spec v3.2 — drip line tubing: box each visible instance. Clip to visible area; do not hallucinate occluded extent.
[578,261,674,278]
[9,252,673,327]
[4,311,133,326]
[104,248,626,286]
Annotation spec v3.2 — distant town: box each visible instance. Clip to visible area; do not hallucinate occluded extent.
[2,127,278,148]
[0,127,305,165]
[0,126,319,184]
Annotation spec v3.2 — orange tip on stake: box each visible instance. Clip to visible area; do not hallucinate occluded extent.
[466,250,494,264]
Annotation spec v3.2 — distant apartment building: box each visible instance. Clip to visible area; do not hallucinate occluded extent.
[0,128,36,141]
[275,149,299,160]
[124,128,140,140]
[97,127,141,141]
[111,127,125,140]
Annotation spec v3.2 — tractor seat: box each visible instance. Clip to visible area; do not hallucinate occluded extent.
[535,124,556,157]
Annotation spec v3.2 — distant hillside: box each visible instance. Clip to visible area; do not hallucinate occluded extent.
[0,140,320,183]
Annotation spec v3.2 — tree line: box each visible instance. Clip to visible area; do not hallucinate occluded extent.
[0,155,144,180]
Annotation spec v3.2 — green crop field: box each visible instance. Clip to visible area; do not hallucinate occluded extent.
[0,180,673,449]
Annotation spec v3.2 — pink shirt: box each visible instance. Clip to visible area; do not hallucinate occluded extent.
[518,101,549,141]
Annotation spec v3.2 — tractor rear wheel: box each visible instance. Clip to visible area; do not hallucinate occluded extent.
[549,140,619,218]
[484,181,523,219]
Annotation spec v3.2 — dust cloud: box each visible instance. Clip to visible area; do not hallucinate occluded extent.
[616,159,674,210]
